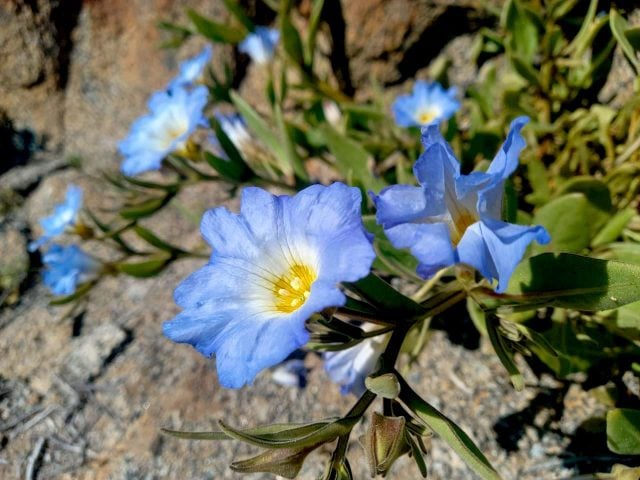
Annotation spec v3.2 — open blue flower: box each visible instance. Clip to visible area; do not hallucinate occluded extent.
[42,244,100,296]
[29,185,83,252]
[239,26,279,64]
[168,45,213,91]
[118,85,208,176]
[324,334,389,396]
[163,182,376,388]
[374,116,550,292]
[392,80,460,128]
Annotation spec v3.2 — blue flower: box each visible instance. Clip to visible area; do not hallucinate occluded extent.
[271,358,307,388]
[392,80,460,128]
[29,185,83,252]
[163,182,376,388]
[239,27,279,64]
[168,45,213,91]
[42,244,100,296]
[215,112,252,152]
[374,116,550,292]
[324,334,389,396]
[118,85,208,176]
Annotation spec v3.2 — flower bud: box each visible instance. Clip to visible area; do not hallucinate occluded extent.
[361,412,411,477]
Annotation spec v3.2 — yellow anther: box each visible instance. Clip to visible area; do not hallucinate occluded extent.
[290,277,302,291]
[272,263,317,314]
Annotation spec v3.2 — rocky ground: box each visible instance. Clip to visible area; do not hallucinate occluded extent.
[1,0,635,479]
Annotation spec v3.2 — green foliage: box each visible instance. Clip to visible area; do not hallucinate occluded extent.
[607,408,640,455]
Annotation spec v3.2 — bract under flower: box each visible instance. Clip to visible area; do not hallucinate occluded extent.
[374,116,550,292]
[29,185,83,252]
[168,45,213,91]
[43,244,100,296]
[392,80,460,128]
[163,182,376,388]
[118,85,208,176]
[239,26,279,64]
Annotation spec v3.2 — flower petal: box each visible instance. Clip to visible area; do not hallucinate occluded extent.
[457,218,550,292]
[385,222,456,278]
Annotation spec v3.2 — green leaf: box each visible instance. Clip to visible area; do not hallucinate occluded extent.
[532,193,592,253]
[485,314,524,390]
[610,9,640,73]
[187,9,246,44]
[203,151,250,182]
[219,419,354,449]
[626,26,640,51]
[398,376,502,480]
[591,209,635,247]
[510,54,540,86]
[597,243,640,265]
[115,255,171,278]
[133,225,184,253]
[607,409,640,454]
[507,253,640,311]
[503,0,539,61]
[121,175,179,192]
[221,0,253,31]
[120,196,169,220]
[616,301,640,330]
[279,9,305,66]
[321,126,386,192]
[274,104,308,180]
[161,428,229,441]
[305,0,325,67]
[343,274,426,317]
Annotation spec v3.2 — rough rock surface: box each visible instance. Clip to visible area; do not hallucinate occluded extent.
[0,0,631,479]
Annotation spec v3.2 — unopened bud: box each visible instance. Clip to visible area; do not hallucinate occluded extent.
[361,412,410,477]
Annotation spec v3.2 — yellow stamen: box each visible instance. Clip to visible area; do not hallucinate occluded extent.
[417,109,437,125]
[272,264,317,314]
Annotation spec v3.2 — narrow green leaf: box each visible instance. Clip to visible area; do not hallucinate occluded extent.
[398,376,502,480]
[120,196,169,220]
[279,11,305,66]
[507,253,640,311]
[203,151,250,182]
[343,274,426,317]
[321,126,386,192]
[625,26,640,51]
[485,314,524,390]
[187,9,246,44]
[610,9,640,73]
[591,209,635,247]
[115,255,171,278]
[221,0,254,31]
[218,419,354,449]
[161,428,229,441]
[305,0,325,67]
[133,225,183,253]
[606,408,640,454]
[274,104,308,180]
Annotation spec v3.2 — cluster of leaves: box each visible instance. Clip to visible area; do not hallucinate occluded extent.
[50,0,640,478]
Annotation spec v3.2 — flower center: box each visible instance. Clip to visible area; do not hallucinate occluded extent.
[272,264,317,314]
[158,119,189,150]
[416,108,439,125]
[449,212,477,245]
